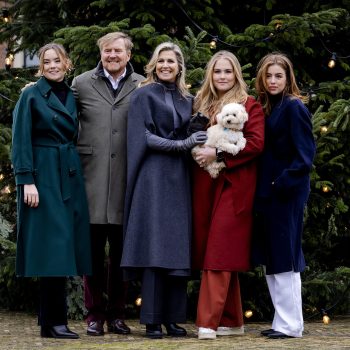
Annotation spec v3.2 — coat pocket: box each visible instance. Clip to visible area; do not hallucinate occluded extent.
[76,145,93,155]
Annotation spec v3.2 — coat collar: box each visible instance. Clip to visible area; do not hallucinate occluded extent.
[36,77,76,118]
[91,62,137,105]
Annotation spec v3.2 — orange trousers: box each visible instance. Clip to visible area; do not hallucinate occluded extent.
[196,270,243,329]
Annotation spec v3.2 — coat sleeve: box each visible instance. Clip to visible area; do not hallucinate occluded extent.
[11,89,35,185]
[273,99,316,192]
[224,96,265,169]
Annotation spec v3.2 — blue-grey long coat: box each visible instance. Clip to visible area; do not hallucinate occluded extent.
[253,96,316,275]
[121,83,193,278]
[11,77,92,277]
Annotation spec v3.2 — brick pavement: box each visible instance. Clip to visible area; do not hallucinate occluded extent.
[0,310,349,350]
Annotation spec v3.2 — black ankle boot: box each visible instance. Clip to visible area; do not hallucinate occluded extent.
[146,324,163,339]
[164,323,187,337]
[41,325,79,339]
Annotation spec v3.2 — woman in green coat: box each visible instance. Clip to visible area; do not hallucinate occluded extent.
[11,43,92,339]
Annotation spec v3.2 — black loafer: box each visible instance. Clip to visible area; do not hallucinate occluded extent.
[261,328,274,336]
[164,323,187,337]
[87,320,104,336]
[268,330,294,339]
[146,324,163,339]
[41,325,79,339]
[107,319,131,334]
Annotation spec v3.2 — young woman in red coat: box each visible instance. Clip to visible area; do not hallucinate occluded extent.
[192,51,265,340]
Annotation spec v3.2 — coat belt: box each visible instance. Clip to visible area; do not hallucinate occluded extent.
[32,139,76,201]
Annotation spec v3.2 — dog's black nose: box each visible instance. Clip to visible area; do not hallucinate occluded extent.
[227,120,231,123]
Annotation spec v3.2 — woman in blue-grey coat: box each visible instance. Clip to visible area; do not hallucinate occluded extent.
[253,53,316,339]
[11,43,91,339]
[121,42,206,339]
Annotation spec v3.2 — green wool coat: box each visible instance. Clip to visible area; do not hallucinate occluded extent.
[11,77,92,277]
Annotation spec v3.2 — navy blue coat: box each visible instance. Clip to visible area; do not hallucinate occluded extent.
[253,95,316,275]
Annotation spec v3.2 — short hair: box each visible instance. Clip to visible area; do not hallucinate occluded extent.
[97,32,133,53]
[36,43,72,77]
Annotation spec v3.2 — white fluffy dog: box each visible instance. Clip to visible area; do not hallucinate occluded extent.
[192,102,248,178]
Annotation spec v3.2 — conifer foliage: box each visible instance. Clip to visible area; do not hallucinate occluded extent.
[0,0,349,320]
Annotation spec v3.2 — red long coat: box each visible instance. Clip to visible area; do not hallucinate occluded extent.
[192,96,265,271]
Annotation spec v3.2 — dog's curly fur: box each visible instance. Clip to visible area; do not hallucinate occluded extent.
[192,103,248,178]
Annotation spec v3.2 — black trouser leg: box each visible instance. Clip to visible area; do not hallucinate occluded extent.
[163,274,188,324]
[38,277,67,327]
[106,224,128,321]
[140,268,187,324]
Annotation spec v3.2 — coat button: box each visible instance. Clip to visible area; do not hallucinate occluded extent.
[112,129,117,134]
[53,115,58,121]
[111,154,116,158]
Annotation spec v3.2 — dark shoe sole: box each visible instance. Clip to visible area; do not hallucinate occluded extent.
[86,331,104,336]
[41,330,79,339]
[261,329,274,336]
[108,329,130,334]
[146,332,163,339]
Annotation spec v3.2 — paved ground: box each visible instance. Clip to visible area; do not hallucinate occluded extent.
[0,311,349,350]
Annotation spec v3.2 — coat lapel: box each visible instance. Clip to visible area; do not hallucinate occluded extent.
[36,77,77,119]
[114,78,137,104]
[91,74,114,105]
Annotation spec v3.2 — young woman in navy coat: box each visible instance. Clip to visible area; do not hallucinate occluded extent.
[12,43,91,339]
[254,53,316,339]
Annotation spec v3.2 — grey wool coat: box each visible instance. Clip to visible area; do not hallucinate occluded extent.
[121,82,193,278]
[71,62,144,224]
[11,77,92,277]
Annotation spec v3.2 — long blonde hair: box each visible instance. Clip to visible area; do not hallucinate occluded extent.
[140,42,190,97]
[255,52,308,115]
[36,43,72,77]
[194,50,248,124]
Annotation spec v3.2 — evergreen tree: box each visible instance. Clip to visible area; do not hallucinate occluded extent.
[0,0,349,320]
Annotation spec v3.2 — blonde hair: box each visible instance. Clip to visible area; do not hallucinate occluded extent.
[255,52,308,115]
[36,43,72,77]
[194,50,248,124]
[140,42,190,97]
[97,32,133,53]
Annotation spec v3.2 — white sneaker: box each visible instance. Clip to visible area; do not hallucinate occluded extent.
[216,325,244,336]
[198,327,216,340]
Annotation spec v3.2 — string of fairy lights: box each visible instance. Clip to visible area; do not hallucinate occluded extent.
[1,1,350,324]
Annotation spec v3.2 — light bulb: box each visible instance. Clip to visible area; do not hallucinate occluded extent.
[244,310,253,318]
[328,53,337,69]
[323,315,330,324]
[322,185,330,193]
[209,38,217,50]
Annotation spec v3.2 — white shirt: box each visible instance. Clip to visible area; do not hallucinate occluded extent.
[103,68,127,90]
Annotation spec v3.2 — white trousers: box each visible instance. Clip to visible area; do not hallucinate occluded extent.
[265,271,304,337]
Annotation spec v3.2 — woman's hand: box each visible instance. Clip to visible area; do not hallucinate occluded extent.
[194,145,216,167]
[24,184,39,207]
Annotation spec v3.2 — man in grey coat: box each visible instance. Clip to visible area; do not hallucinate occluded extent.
[71,32,144,336]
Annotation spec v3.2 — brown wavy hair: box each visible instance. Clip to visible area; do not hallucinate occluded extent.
[255,52,308,115]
